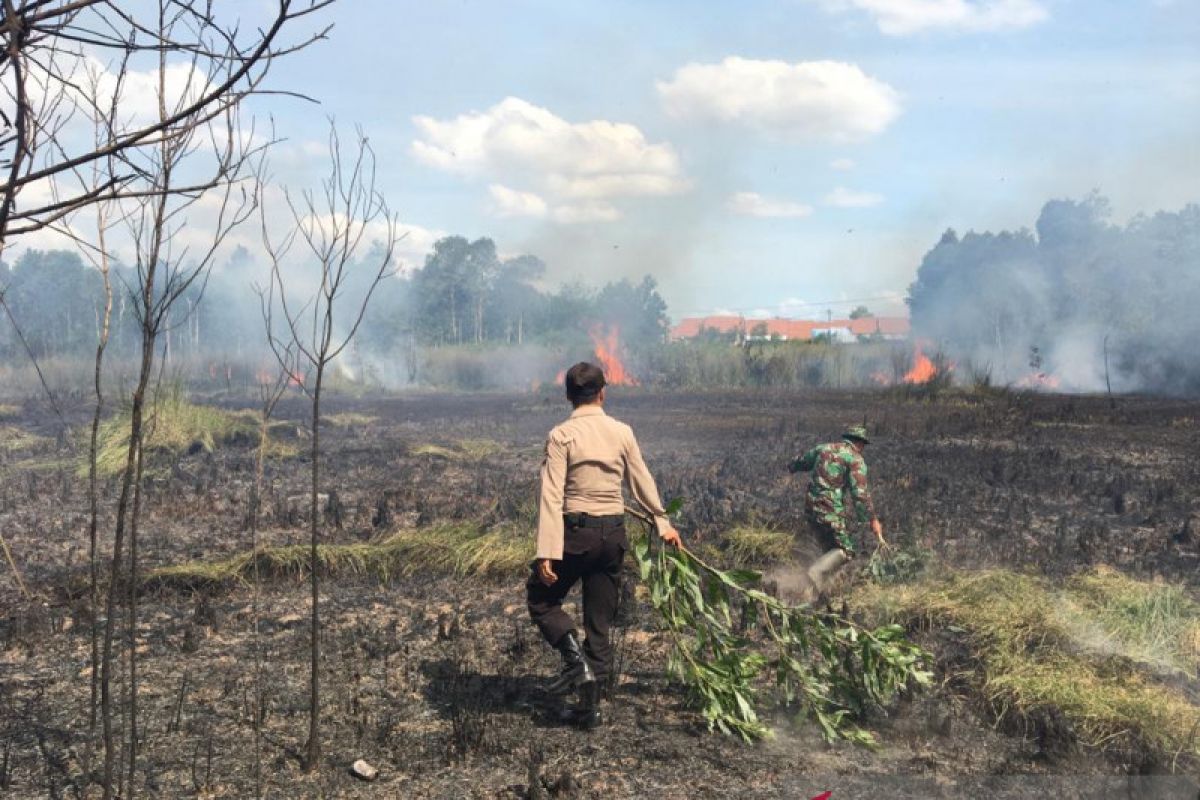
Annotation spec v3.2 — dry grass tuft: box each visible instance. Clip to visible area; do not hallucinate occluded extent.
[86,386,284,477]
[142,522,533,592]
[324,412,377,428]
[411,443,459,459]
[1065,565,1200,677]
[411,438,504,460]
[0,404,22,419]
[856,568,1200,764]
[0,425,51,452]
[722,525,793,565]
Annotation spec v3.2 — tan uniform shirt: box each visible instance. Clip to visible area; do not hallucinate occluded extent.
[536,404,669,560]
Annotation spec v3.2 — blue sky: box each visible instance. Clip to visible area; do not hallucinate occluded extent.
[199,1,1200,319]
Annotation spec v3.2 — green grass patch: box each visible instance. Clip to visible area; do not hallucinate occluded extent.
[856,568,1200,764]
[721,524,793,565]
[142,522,533,592]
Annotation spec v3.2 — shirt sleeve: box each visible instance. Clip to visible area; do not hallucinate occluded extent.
[623,426,669,535]
[846,451,876,523]
[790,446,819,473]
[535,431,569,560]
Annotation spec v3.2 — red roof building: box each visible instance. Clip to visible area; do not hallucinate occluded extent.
[669,315,909,342]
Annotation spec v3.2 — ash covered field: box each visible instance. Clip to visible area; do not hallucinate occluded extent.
[1,387,1198,798]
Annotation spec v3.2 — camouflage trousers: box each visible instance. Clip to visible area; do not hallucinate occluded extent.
[806,512,856,556]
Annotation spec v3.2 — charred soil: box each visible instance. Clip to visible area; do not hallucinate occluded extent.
[1,388,1198,798]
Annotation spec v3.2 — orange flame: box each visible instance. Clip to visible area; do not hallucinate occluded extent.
[903,343,938,384]
[256,366,305,388]
[589,324,638,386]
[537,325,640,390]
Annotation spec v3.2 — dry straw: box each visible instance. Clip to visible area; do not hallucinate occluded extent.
[142,522,533,592]
[858,568,1200,766]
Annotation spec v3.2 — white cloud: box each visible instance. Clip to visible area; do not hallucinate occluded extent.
[488,184,548,218]
[24,54,214,126]
[824,186,885,207]
[728,191,814,218]
[657,57,901,142]
[830,157,857,171]
[412,97,686,223]
[822,0,1048,35]
[392,222,444,272]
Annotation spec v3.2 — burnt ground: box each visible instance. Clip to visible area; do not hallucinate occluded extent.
[1,387,1199,798]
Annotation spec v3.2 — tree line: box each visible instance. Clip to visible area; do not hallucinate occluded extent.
[0,238,671,367]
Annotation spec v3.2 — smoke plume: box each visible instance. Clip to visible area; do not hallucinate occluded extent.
[907,194,1200,395]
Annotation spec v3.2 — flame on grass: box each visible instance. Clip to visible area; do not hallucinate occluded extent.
[589,323,639,386]
[540,323,639,391]
[873,341,952,387]
[903,343,939,384]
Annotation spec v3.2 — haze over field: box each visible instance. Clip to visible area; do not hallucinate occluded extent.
[4,0,1198,393]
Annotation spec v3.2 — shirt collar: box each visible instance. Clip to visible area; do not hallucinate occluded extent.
[570,405,606,419]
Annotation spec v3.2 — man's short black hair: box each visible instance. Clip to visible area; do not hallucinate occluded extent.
[565,361,606,404]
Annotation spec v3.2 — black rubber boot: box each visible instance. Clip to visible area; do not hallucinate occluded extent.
[574,680,602,730]
[545,631,596,695]
[556,679,603,730]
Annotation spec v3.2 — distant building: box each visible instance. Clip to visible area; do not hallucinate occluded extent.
[810,325,857,344]
[669,314,909,343]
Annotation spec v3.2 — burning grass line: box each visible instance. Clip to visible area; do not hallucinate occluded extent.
[856,568,1200,765]
[141,523,534,592]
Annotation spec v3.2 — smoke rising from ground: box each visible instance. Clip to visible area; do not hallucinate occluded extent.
[0,234,671,395]
[907,194,1200,395]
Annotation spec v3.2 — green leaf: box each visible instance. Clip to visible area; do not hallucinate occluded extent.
[624,507,932,747]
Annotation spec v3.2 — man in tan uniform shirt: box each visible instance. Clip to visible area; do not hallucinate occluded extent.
[527,361,681,729]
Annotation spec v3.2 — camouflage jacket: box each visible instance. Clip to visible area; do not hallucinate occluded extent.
[790,441,876,525]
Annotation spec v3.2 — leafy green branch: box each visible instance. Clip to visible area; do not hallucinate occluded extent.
[627,505,932,744]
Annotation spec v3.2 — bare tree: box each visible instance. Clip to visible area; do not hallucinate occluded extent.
[91,15,272,797]
[0,0,335,256]
[246,343,297,799]
[65,59,126,751]
[260,124,398,770]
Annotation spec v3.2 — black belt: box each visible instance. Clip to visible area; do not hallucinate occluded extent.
[563,512,624,529]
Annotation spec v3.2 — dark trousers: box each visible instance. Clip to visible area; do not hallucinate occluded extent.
[526,514,626,679]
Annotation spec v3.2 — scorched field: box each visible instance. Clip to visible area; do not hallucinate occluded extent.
[1,387,1198,798]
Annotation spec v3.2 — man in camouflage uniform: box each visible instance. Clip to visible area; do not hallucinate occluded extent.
[789,425,885,594]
